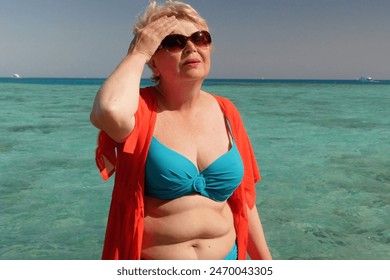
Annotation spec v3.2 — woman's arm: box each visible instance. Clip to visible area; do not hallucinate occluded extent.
[247,205,272,260]
[90,53,147,142]
[90,16,177,142]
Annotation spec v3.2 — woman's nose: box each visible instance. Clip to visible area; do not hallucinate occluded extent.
[183,40,198,53]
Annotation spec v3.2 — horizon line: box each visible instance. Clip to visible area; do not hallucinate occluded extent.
[1,76,388,81]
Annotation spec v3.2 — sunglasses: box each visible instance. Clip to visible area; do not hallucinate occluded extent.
[159,30,212,52]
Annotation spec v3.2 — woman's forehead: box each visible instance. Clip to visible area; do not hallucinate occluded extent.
[171,20,199,35]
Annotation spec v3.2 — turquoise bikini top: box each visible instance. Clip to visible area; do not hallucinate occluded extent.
[145,135,244,202]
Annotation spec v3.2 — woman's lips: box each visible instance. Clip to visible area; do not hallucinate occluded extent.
[183,59,201,66]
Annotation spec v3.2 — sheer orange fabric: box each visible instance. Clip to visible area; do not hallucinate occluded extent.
[95,87,260,259]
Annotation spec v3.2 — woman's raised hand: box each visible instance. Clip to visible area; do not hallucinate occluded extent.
[129,16,178,60]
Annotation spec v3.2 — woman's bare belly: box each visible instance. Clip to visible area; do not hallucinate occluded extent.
[141,195,236,260]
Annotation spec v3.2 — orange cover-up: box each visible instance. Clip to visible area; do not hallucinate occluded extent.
[95,87,260,260]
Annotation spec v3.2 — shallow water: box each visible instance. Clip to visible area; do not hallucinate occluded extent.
[0,78,389,259]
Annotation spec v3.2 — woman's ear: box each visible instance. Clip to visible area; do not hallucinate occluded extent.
[149,56,160,77]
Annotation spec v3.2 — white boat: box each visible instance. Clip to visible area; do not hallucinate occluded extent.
[12,74,21,78]
[357,76,375,82]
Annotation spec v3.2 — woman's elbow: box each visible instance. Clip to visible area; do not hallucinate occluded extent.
[89,108,135,142]
[89,111,100,129]
[89,104,117,129]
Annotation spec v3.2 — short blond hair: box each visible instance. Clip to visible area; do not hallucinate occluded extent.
[133,1,209,83]
[134,0,208,34]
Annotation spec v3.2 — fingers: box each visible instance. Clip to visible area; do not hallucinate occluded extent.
[129,16,178,60]
[150,16,178,38]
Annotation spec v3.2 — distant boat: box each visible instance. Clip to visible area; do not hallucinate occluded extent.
[12,74,21,78]
[357,76,376,83]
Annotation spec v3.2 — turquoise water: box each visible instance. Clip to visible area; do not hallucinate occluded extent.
[0,78,389,259]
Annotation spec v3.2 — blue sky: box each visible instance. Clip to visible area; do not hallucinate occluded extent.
[1,0,389,79]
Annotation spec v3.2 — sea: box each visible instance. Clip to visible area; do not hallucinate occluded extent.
[0,77,389,260]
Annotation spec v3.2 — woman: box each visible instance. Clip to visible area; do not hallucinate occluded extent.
[90,0,272,260]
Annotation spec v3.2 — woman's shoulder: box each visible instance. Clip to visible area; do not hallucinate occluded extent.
[207,92,240,115]
[140,86,156,99]
[138,86,158,108]
[201,90,232,105]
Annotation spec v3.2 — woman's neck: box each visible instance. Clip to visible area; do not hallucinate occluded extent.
[155,79,204,111]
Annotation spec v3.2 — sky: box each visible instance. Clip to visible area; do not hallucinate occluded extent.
[1,0,389,79]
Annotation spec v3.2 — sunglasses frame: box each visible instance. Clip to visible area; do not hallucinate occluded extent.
[158,30,212,52]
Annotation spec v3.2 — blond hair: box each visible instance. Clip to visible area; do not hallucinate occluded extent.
[134,0,208,34]
[133,1,209,83]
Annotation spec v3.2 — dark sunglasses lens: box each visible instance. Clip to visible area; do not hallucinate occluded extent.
[192,31,211,46]
[162,35,187,51]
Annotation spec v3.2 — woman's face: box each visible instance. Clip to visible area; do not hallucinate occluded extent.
[150,20,211,83]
